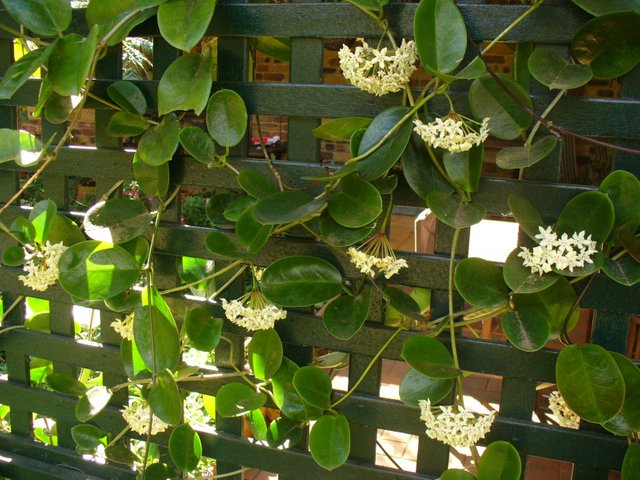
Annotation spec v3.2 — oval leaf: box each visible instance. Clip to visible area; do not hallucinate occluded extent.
[399,368,454,408]
[622,444,640,479]
[107,80,147,115]
[84,198,150,244]
[71,424,107,450]
[76,386,112,422]
[599,170,640,245]
[254,191,326,225]
[107,111,148,138]
[328,174,382,228]
[133,153,170,197]
[158,0,216,52]
[508,195,543,241]
[503,248,559,294]
[323,287,372,340]
[48,28,98,96]
[313,117,372,141]
[603,353,640,435]
[204,232,246,259]
[455,258,509,308]
[496,136,558,170]
[501,309,550,352]
[528,49,592,90]
[158,51,213,116]
[477,441,521,480]
[237,171,278,199]
[556,190,614,243]
[319,213,375,247]
[2,0,71,37]
[179,126,218,165]
[248,329,283,381]
[148,369,182,425]
[169,424,202,472]
[46,372,87,397]
[216,383,266,417]
[0,42,57,100]
[292,366,332,410]
[206,89,248,147]
[443,145,483,193]
[309,414,350,471]
[401,336,461,379]
[137,113,181,166]
[272,358,323,422]
[185,306,223,351]
[236,206,273,255]
[426,191,485,228]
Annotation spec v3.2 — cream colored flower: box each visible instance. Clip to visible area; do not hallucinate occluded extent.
[111,313,134,341]
[338,39,418,96]
[347,232,408,279]
[418,399,496,448]
[221,291,287,331]
[18,241,67,292]
[548,391,580,429]
[413,115,490,153]
[121,397,169,436]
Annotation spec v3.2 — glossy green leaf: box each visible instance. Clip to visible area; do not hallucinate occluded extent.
[0,42,57,100]
[435,56,487,84]
[58,241,140,300]
[414,0,467,74]
[399,368,454,408]
[185,306,223,351]
[2,245,24,266]
[10,217,35,244]
[43,91,72,124]
[528,49,592,90]
[268,417,304,448]
[455,258,509,308]
[1,0,71,36]
[599,170,640,245]
[46,372,87,397]
[272,358,323,422]
[319,213,375,247]
[86,0,164,42]
[236,171,278,199]
[427,192,485,228]
[121,339,149,379]
[572,11,640,79]
[469,73,533,140]
[477,441,521,480]
[401,336,461,379]
[15,130,44,167]
[313,117,372,141]
[501,308,550,352]
[253,37,291,62]
[441,470,477,480]
[508,195,543,241]
[48,28,98,96]
[622,444,640,480]
[603,353,640,435]
[571,0,640,15]
[133,152,169,197]
[204,232,246,259]
[120,236,149,270]
[29,199,57,244]
[138,113,180,166]
[603,255,640,286]
[43,215,83,248]
[223,196,255,222]
[328,174,382,228]
[107,80,147,115]
[158,50,213,116]
[206,89,248,147]
[261,256,342,307]
[385,287,430,327]
[148,369,182,425]
[350,128,366,158]
[169,424,202,472]
[178,256,215,295]
[357,106,414,181]
[443,145,483,193]
[134,286,180,373]
[143,463,174,480]
[216,383,267,417]
[158,0,215,52]
[373,174,398,195]
[620,225,640,263]
[236,206,273,255]
[248,329,283,381]
[503,248,559,294]
[179,127,217,165]
[83,198,150,244]
[246,409,268,442]
[254,191,326,225]
[557,344,624,423]
[496,136,558,170]
[323,286,372,340]
[293,366,332,410]
[309,414,350,471]
[71,424,107,450]
[205,193,238,229]
[104,289,141,312]
[76,386,112,422]
[0,129,21,164]
[514,42,534,92]
[383,287,423,321]
[556,190,614,243]
[107,111,147,137]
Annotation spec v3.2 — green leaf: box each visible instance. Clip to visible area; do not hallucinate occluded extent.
[496,136,558,170]
[0,42,57,100]
[620,225,640,263]
[528,49,592,90]
[386,287,430,327]
[477,441,521,480]
[328,174,382,228]
[106,112,147,137]
[503,248,559,294]
[383,287,423,321]
[121,339,149,379]
[603,255,640,286]
[514,42,534,92]
[158,50,213,116]
[323,287,372,340]
[2,245,25,266]
[272,358,323,422]
[455,258,509,308]
[185,306,223,351]
[571,0,640,16]
[401,336,461,379]
[169,424,202,472]
[133,153,170,197]
[443,145,483,193]
[602,353,640,435]
[142,463,174,480]
[427,191,485,228]
[43,91,73,124]
[319,213,375,247]
[469,73,533,140]
[261,256,342,307]
[309,414,350,471]
[206,89,248,147]
[158,0,216,52]
[572,11,640,79]
[206,193,238,229]
[508,195,543,241]
[138,113,181,166]
[622,444,640,480]
[104,289,141,313]
[71,425,107,450]
[292,366,332,410]
[501,308,550,352]
[75,386,112,422]
[511,277,579,339]
[204,232,246,259]
[254,191,326,225]
[267,417,304,448]
[179,126,217,165]
[253,37,291,62]
[247,408,269,442]
[16,130,44,167]
[435,56,487,84]
[148,369,182,425]
[0,129,21,164]
[224,196,255,222]
[599,170,640,245]
[216,383,267,417]
[414,0,467,74]
[248,329,283,381]
[48,27,98,96]
[58,241,140,300]
[236,206,273,255]
[556,190,615,243]
[357,106,414,181]
[29,199,57,244]
[399,368,454,408]
[178,256,215,294]
[236,171,278,199]
[134,286,180,373]
[46,372,87,397]
[1,0,71,36]
[107,80,147,115]
[83,198,150,244]
[557,344,625,424]
[312,118,373,141]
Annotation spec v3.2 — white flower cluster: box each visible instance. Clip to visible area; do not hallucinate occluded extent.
[18,241,67,292]
[518,226,598,275]
[338,39,418,96]
[111,313,134,341]
[413,116,490,153]
[121,397,169,436]
[221,296,287,331]
[418,399,496,448]
[347,247,408,279]
[548,391,580,429]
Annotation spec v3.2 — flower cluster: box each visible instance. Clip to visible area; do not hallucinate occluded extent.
[413,115,490,154]
[347,232,408,279]
[221,290,287,331]
[418,399,496,448]
[338,39,418,96]
[111,313,134,341]
[18,241,67,292]
[121,397,169,436]
[518,226,599,275]
[548,391,580,429]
